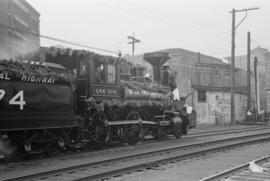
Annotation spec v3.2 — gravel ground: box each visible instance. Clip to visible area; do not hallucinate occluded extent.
[109,141,270,181]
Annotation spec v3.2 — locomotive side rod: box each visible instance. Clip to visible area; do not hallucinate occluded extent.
[107,120,156,126]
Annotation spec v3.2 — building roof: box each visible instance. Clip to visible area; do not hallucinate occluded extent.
[224,46,270,61]
[195,61,243,71]
[160,48,224,64]
[25,0,40,17]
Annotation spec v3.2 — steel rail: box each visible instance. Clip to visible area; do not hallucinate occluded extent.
[1,126,267,167]
[199,155,270,181]
[74,135,270,181]
[186,125,270,138]
[3,131,270,181]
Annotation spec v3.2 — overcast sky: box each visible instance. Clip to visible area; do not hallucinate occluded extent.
[27,0,269,59]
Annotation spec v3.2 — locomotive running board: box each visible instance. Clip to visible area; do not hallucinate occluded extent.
[107,120,156,126]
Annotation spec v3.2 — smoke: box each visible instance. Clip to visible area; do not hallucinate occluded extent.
[0,34,39,61]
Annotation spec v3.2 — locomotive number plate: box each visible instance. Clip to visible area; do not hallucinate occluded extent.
[0,89,26,110]
[92,86,120,97]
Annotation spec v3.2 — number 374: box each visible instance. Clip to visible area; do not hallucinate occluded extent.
[0,89,26,110]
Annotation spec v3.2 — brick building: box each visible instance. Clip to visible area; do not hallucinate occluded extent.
[0,0,40,59]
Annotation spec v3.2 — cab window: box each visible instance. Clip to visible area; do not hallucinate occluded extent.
[107,64,116,83]
[95,62,105,83]
[79,60,87,76]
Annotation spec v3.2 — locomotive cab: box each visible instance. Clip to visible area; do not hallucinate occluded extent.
[75,55,121,116]
[75,55,125,144]
[76,56,121,103]
[90,57,121,101]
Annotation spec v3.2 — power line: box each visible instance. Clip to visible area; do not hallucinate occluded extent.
[98,1,230,42]
[114,0,230,32]
[0,24,119,55]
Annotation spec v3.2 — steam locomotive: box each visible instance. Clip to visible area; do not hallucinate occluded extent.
[0,48,189,159]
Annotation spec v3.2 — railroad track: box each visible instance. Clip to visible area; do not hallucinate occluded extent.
[186,125,270,139]
[2,125,268,165]
[106,125,270,158]
[3,131,270,181]
[200,155,270,181]
[1,125,268,166]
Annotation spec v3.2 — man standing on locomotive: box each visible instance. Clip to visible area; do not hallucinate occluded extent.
[95,64,105,83]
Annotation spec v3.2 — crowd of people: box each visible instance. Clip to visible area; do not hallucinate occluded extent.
[0,59,75,84]
[0,59,48,75]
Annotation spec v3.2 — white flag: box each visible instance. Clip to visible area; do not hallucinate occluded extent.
[173,88,180,100]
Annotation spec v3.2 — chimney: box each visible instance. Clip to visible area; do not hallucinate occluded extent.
[143,52,170,84]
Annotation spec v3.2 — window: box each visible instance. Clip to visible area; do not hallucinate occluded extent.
[7,14,12,26]
[14,0,29,13]
[79,60,87,76]
[107,64,116,83]
[198,89,206,102]
[95,62,105,83]
[8,30,12,41]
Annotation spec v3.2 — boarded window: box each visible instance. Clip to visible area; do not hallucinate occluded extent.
[198,89,206,102]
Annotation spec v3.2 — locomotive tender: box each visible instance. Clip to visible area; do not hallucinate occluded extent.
[0,48,188,159]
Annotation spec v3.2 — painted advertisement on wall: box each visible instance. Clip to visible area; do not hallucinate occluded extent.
[208,91,247,124]
[208,92,230,124]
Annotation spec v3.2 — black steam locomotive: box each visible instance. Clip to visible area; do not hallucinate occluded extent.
[0,48,189,159]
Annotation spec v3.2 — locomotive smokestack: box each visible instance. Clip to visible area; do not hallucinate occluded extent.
[143,52,170,84]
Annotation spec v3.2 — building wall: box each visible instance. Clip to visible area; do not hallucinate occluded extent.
[229,46,270,111]
[194,90,247,125]
[266,89,270,112]
[128,48,225,107]
[163,48,225,107]
[0,0,40,59]
[192,62,248,125]
[192,62,247,89]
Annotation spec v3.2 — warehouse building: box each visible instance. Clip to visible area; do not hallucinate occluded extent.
[0,0,40,59]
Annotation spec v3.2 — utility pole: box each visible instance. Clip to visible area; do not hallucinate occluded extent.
[127,34,140,59]
[254,56,258,120]
[247,32,251,112]
[229,7,259,125]
[230,8,236,125]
